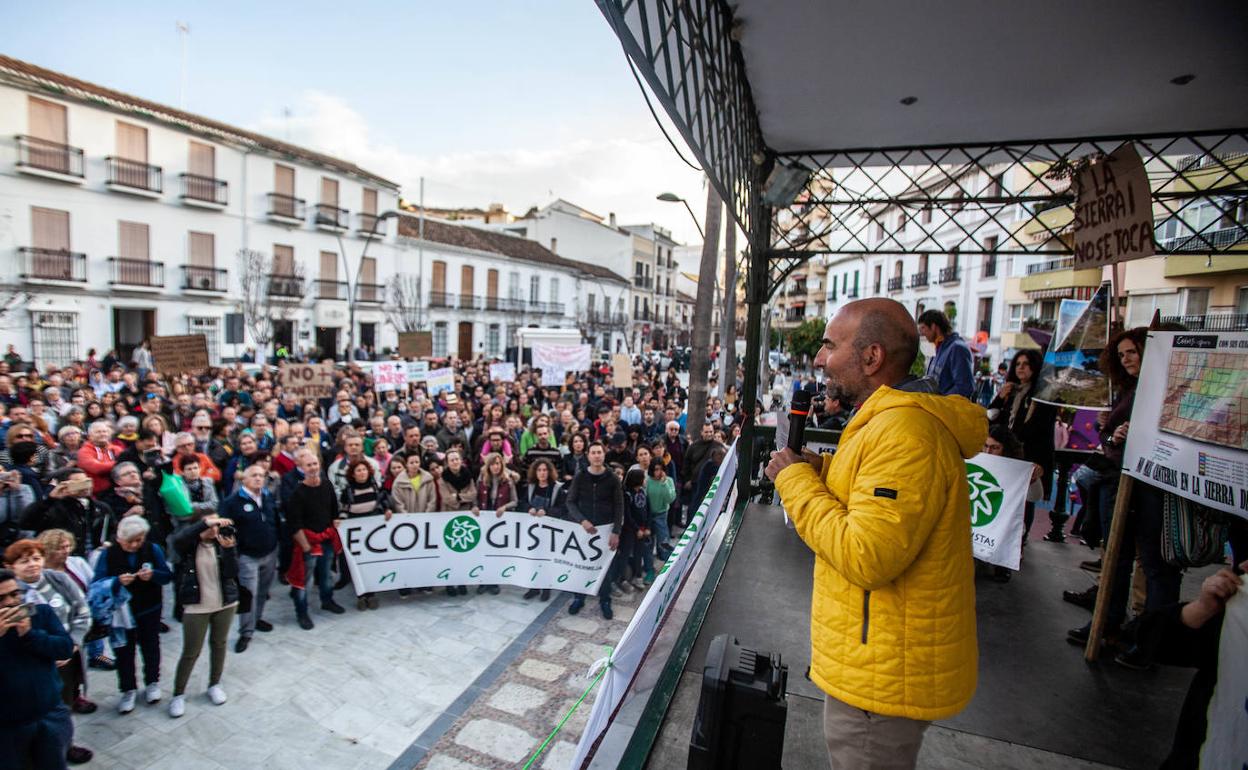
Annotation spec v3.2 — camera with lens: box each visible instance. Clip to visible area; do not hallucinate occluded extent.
[218,524,237,538]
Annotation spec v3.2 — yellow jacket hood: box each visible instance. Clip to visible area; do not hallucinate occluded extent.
[846,386,987,461]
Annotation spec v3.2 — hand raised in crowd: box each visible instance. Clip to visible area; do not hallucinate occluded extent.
[49,482,74,499]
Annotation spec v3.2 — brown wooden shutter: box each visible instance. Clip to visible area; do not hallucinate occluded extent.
[320,178,338,207]
[362,188,377,215]
[188,142,214,176]
[273,245,294,275]
[188,232,214,267]
[274,164,294,195]
[32,207,70,250]
[432,261,446,293]
[361,257,377,285]
[116,121,148,162]
[28,97,67,144]
[320,251,337,281]
[487,269,498,309]
[461,265,474,296]
[118,222,150,260]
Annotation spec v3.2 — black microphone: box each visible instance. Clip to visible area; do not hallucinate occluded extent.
[788,390,811,453]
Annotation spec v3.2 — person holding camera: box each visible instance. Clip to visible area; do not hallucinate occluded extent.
[168,514,241,718]
[0,566,78,769]
[21,468,115,557]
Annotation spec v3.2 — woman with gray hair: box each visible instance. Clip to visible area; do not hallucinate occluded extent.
[91,514,173,714]
[42,425,84,481]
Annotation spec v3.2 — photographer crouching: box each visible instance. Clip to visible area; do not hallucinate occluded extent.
[765,298,987,770]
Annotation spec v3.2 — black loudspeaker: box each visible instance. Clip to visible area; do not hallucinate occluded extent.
[688,634,788,769]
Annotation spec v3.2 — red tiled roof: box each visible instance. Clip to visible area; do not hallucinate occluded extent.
[0,54,398,189]
[396,216,629,284]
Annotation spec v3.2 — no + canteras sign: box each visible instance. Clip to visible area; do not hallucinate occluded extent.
[340,512,616,595]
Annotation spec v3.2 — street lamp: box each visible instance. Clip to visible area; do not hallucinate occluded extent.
[327,209,398,362]
[656,192,704,239]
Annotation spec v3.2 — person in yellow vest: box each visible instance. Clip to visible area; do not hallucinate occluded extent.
[766,298,987,770]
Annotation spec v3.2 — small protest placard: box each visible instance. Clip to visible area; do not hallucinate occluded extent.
[277,363,336,400]
[489,362,516,382]
[373,362,407,392]
[612,354,633,388]
[427,367,455,396]
[150,335,209,374]
[406,361,429,383]
[1071,143,1155,268]
[398,331,432,359]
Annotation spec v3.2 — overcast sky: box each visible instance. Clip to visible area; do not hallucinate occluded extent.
[3,0,717,245]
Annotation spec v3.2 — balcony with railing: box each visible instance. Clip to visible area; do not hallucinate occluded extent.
[19,248,86,283]
[183,266,228,292]
[179,174,227,209]
[267,193,306,223]
[108,258,164,288]
[983,256,998,278]
[1159,226,1248,252]
[355,283,384,303]
[939,266,961,284]
[909,271,930,289]
[887,276,903,293]
[429,291,454,309]
[1026,256,1075,274]
[1161,313,1248,331]
[315,279,348,300]
[633,275,653,290]
[267,273,305,298]
[459,294,483,311]
[357,213,387,238]
[314,204,349,232]
[582,310,629,329]
[106,157,162,196]
[15,136,84,181]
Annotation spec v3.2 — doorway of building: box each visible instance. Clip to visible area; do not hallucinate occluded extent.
[316,327,340,361]
[113,308,154,364]
[359,322,376,355]
[273,320,294,356]
[457,322,473,361]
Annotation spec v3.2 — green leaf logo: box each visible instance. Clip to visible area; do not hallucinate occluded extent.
[443,515,482,552]
[966,463,1004,528]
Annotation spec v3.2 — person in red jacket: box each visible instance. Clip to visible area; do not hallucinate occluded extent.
[76,422,118,496]
[169,432,221,485]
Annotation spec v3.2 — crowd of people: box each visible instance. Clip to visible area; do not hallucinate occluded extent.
[0,349,736,768]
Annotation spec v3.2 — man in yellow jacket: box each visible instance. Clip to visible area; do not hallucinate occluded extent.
[766,298,987,770]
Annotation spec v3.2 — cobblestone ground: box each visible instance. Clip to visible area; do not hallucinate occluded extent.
[411,584,646,770]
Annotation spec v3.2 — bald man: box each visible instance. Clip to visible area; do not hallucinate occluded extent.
[765,298,987,770]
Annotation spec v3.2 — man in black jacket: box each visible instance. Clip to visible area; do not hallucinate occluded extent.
[0,567,78,769]
[565,443,622,619]
[220,465,278,652]
[21,469,115,556]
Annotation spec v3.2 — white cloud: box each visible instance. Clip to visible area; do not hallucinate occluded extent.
[250,90,715,245]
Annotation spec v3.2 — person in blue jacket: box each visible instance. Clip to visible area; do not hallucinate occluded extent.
[0,566,78,769]
[917,309,975,399]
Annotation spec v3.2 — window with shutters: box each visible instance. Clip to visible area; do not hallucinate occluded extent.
[31,311,78,369]
[508,272,521,301]
[319,251,339,299]
[25,96,72,174]
[187,317,221,365]
[118,222,150,260]
[32,207,70,251]
[487,324,501,356]
[359,257,378,301]
[549,278,559,305]
[321,178,339,207]
[362,188,377,215]
[433,322,448,357]
[273,245,294,275]
[115,122,148,162]
[188,232,214,267]
[432,260,447,307]
[529,275,540,303]
[28,207,74,280]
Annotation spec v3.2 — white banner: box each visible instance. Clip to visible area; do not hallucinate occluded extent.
[407,360,429,383]
[571,444,738,769]
[1122,332,1248,520]
[341,512,615,595]
[373,362,407,392]
[966,452,1032,570]
[533,343,591,373]
[541,367,566,387]
[1202,576,1248,769]
[489,362,516,382]
[426,367,455,396]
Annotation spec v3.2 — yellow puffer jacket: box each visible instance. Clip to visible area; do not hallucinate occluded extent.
[775,385,987,721]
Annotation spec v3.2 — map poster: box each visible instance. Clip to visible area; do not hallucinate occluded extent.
[1034,283,1110,410]
[1122,331,1248,520]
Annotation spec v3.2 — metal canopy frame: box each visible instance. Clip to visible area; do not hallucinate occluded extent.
[595,0,1248,503]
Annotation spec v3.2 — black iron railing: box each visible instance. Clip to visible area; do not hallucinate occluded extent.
[1161,313,1248,331]
[909,272,930,289]
[429,291,454,308]
[634,276,652,289]
[887,276,903,292]
[268,273,305,297]
[358,213,387,237]
[459,294,483,310]
[939,266,960,284]
[19,248,86,282]
[1027,257,1076,274]
[108,257,164,287]
[267,193,306,220]
[983,256,998,278]
[355,283,383,303]
[316,279,348,300]
[183,266,227,292]
[314,204,349,229]
[106,156,162,193]
[180,173,227,206]
[15,135,84,177]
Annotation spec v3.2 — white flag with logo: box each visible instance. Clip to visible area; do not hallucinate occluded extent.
[965,453,1032,570]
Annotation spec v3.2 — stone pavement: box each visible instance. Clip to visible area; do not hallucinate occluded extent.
[73,583,549,769]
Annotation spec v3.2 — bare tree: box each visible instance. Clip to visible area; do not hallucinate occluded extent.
[687,183,722,439]
[236,248,304,362]
[384,272,423,332]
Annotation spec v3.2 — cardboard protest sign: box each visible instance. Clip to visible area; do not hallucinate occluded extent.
[406,360,429,383]
[1034,283,1110,409]
[426,367,455,396]
[489,362,516,382]
[398,331,432,359]
[1123,331,1248,519]
[341,512,615,595]
[532,343,591,373]
[966,453,1033,570]
[612,353,633,388]
[276,362,336,399]
[373,362,407,392]
[1071,143,1155,268]
[150,335,209,374]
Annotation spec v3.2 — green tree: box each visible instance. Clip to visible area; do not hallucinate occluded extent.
[786,318,826,360]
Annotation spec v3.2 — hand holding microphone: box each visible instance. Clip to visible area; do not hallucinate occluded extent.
[764,390,821,481]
